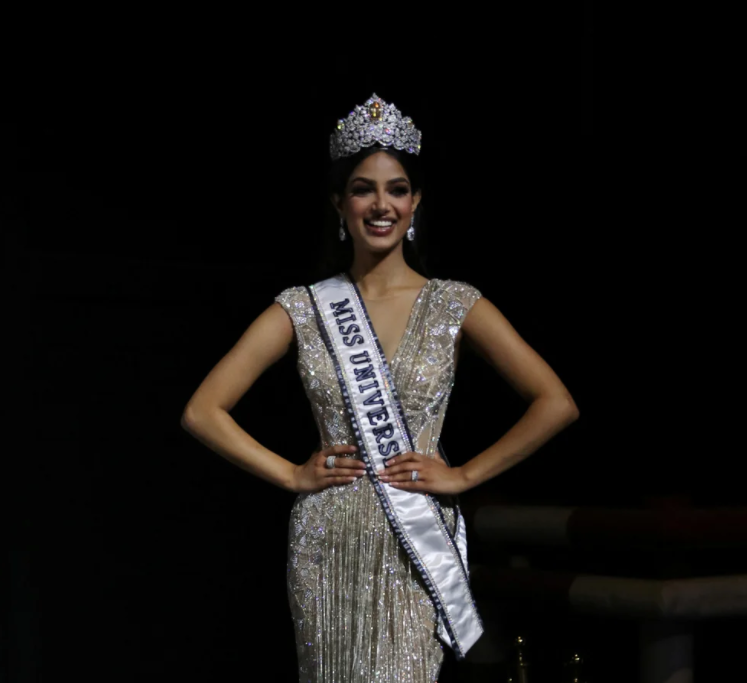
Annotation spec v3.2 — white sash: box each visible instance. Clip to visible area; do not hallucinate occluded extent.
[305,272,484,660]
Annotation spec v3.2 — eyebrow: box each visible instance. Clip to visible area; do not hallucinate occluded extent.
[350,176,411,185]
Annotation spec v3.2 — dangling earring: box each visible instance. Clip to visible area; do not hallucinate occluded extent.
[406,214,415,241]
[339,216,346,241]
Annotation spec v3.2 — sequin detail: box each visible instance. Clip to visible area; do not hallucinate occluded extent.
[274,279,482,682]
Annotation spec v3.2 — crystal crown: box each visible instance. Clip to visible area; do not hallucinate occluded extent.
[330,93,422,161]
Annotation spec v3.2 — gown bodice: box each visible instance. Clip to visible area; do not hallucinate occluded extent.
[275,278,482,460]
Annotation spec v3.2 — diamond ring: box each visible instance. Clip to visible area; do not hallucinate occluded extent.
[325,455,337,470]
[411,470,419,482]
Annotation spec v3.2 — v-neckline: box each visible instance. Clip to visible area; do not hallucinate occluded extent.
[343,271,432,369]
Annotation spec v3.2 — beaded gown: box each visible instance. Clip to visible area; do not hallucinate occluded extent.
[274,277,482,683]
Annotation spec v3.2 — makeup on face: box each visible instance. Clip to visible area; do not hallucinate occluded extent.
[343,153,418,242]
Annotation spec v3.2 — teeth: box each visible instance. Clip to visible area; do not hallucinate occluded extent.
[368,221,394,227]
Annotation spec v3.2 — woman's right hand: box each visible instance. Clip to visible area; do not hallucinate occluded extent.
[291,444,367,493]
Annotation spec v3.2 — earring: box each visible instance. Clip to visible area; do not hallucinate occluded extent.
[339,217,346,241]
[406,215,415,241]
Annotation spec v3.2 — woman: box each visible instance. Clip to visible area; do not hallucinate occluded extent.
[181,94,580,682]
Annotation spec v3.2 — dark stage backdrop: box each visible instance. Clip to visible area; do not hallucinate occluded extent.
[6,18,745,682]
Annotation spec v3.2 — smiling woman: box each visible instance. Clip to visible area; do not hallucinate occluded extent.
[336,153,420,242]
[182,93,579,683]
[314,133,429,284]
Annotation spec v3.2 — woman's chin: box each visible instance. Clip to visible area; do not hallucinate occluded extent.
[359,235,401,251]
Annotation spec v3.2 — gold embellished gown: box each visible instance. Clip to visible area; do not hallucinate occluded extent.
[274,278,482,683]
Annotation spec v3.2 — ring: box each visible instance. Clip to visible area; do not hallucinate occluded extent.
[325,455,337,469]
[411,470,419,482]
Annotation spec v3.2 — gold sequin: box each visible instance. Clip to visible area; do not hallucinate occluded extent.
[274,278,482,682]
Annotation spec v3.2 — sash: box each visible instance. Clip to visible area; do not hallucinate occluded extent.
[305,272,484,660]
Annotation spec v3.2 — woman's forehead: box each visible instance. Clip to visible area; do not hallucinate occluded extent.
[350,151,408,180]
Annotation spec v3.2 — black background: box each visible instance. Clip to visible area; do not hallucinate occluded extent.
[6,5,747,682]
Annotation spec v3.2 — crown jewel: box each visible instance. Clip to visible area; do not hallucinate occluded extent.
[330,93,423,161]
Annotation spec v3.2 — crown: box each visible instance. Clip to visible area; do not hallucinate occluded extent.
[329,93,423,161]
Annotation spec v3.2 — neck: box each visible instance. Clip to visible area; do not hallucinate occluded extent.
[348,244,417,298]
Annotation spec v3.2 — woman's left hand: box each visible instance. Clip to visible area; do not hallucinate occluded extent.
[376,451,469,495]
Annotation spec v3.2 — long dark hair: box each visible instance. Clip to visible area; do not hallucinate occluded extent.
[311,146,434,282]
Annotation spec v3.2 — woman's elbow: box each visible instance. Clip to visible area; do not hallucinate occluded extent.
[564,394,580,422]
[181,404,204,431]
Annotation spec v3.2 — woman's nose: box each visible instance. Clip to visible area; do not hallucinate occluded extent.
[372,192,389,212]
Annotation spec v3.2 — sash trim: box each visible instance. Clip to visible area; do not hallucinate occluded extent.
[345,274,472,585]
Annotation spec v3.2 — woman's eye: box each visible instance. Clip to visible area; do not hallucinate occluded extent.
[350,185,409,196]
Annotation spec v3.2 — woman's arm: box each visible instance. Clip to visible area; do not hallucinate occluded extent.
[180,301,299,492]
[457,296,580,491]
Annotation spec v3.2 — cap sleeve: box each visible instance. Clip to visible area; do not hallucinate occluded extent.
[274,285,312,329]
[449,280,482,318]
[441,280,482,338]
[454,281,482,314]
